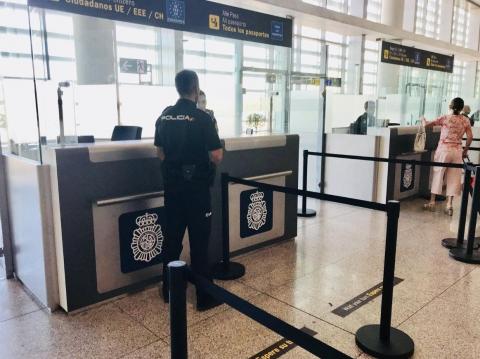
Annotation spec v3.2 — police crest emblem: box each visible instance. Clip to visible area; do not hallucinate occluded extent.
[131,213,163,262]
[402,164,413,190]
[247,191,267,231]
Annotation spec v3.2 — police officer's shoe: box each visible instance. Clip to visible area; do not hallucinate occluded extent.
[196,296,223,312]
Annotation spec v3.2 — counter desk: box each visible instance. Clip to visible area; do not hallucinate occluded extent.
[4,134,299,312]
[324,126,441,203]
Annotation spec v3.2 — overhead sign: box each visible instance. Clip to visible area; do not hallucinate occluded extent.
[119,208,166,273]
[292,76,321,86]
[381,41,454,73]
[120,58,148,74]
[325,77,342,87]
[27,0,293,48]
[291,76,342,87]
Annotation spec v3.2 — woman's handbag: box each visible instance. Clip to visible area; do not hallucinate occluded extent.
[414,125,426,152]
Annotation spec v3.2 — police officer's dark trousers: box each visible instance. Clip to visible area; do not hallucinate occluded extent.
[162,180,213,303]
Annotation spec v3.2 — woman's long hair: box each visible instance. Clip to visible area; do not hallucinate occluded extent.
[451,97,464,115]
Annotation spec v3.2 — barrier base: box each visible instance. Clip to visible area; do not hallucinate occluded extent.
[356,325,414,359]
[449,247,480,264]
[212,262,245,280]
[297,208,317,217]
[442,237,480,250]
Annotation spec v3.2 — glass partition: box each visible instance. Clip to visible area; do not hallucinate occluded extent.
[0,1,41,161]
[4,1,478,166]
[325,61,456,134]
[1,2,294,162]
[10,4,293,162]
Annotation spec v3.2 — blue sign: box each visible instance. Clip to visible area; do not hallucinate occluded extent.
[325,77,342,87]
[271,21,284,41]
[166,0,186,25]
[27,0,293,48]
[414,51,421,65]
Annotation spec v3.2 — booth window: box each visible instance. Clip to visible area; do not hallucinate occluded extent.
[183,33,237,136]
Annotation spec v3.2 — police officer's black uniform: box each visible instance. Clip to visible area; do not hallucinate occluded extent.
[354,112,376,135]
[154,98,222,308]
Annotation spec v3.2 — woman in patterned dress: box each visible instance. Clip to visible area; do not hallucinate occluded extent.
[422,97,473,216]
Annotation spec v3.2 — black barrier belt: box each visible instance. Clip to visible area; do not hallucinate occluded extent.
[228,176,387,212]
[307,151,465,169]
[187,270,352,359]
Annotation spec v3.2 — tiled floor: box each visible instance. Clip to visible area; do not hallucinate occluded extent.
[1,198,479,358]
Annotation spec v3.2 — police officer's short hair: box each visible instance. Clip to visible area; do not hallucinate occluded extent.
[175,70,199,97]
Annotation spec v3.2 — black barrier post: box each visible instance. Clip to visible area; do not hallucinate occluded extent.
[356,201,415,359]
[169,261,188,359]
[297,150,317,218]
[450,166,480,263]
[212,173,246,280]
[442,166,476,249]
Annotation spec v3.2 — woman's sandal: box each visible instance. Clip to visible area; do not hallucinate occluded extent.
[444,207,453,216]
[423,203,436,211]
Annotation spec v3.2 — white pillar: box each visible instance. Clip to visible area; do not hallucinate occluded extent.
[468,8,480,51]
[381,0,404,29]
[461,7,480,103]
[402,0,416,32]
[439,0,454,43]
[377,0,405,95]
[344,1,366,94]
[346,36,363,95]
[349,0,366,18]
[73,17,116,85]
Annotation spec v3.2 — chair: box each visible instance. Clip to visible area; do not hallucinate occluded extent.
[78,136,95,144]
[111,126,142,141]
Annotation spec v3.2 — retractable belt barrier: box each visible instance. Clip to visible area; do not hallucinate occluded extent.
[297,150,480,265]
[307,151,465,168]
[230,176,387,212]
[441,164,479,251]
[169,263,352,359]
[449,165,480,264]
[204,173,415,359]
[298,150,466,218]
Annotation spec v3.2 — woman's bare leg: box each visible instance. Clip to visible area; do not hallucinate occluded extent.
[446,196,453,209]
[424,193,436,210]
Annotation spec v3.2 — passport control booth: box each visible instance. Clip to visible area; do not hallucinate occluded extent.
[0,0,299,312]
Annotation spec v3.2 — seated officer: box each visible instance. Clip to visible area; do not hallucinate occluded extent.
[154,69,223,311]
[354,101,376,135]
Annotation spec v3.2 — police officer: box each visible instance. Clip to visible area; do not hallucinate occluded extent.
[155,70,223,311]
[354,101,376,135]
